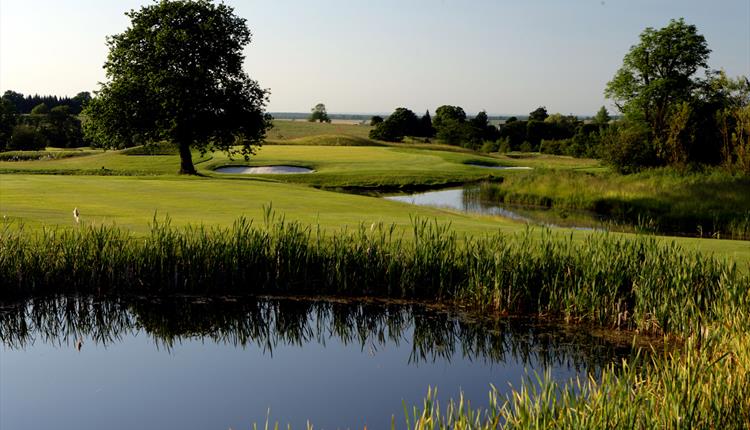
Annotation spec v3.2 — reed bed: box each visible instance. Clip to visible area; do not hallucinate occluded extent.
[404,303,750,429]
[1,209,746,336]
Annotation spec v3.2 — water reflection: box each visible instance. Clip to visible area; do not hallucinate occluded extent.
[386,184,605,231]
[1,296,638,429]
[1,295,631,369]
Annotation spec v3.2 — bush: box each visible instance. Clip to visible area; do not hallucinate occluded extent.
[602,123,659,173]
[8,125,47,150]
[519,141,533,152]
[480,141,498,153]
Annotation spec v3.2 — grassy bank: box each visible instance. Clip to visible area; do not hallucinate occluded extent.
[1,174,748,264]
[481,168,750,240]
[2,214,746,336]
[405,318,750,428]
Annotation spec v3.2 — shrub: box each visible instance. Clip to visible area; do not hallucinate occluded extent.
[8,125,47,150]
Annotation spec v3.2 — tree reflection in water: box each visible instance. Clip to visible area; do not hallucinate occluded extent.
[0,296,635,372]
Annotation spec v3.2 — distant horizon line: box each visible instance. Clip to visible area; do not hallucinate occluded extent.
[269,111,602,119]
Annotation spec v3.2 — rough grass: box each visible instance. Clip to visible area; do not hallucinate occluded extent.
[481,167,750,239]
[3,214,746,337]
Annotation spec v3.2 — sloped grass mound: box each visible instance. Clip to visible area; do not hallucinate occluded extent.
[0,150,94,162]
[121,142,179,155]
[267,134,384,147]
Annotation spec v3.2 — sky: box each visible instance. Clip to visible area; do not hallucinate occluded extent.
[1,0,748,116]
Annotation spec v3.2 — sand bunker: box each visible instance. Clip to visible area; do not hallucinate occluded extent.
[215,165,313,174]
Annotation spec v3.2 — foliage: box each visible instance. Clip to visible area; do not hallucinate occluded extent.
[2,90,91,114]
[7,125,47,150]
[528,106,549,121]
[479,167,750,239]
[369,107,419,142]
[433,105,471,146]
[370,115,383,126]
[309,103,331,123]
[417,110,435,138]
[2,214,746,339]
[593,106,611,125]
[30,103,49,115]
[83,0,272,174]
[0,98,18,150]
[599,19,750,172]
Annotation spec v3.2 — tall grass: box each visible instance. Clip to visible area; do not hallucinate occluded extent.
[479,168,750,239]
[404,302,750,429]
[1,210,746,336]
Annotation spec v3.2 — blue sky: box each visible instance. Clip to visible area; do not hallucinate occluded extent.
[1,0,748,115]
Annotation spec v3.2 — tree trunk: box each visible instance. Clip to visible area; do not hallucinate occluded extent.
[178,143,197,175]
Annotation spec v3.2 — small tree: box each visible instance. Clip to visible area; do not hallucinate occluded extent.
[433,105,469,146]
[368,107,419,142]
[83,0,272,174]
[309,103,331,123]
[417,110,435,138]
[30,103,49,115]
[593,106,611,126]
[528,106,548,121]
[369,115,383,126]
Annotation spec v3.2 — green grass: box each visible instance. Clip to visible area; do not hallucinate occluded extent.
[267,119,373,140]
[0,148,213,175]
[203,145,521,189]
[481,168,750,239]
[1,174,748,266]
[3,214,746,336]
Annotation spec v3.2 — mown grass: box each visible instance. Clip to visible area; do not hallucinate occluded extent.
[268,119,373,140]
[1,174,748,264]
[0,148,213,175]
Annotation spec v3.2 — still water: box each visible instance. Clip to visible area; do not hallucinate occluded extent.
[1,296,633,430]
[385,185,605,230]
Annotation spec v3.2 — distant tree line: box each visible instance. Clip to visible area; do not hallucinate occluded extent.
[368,19,750,175]
[2,90,91,115]
[0,91,89,151]
[367,104,609,158]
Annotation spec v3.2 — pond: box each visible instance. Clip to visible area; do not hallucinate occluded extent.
[0,296,636,430]
[214,165,313,174]
[385,184,610,231]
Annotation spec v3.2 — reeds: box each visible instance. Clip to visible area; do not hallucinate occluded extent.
[1,211,746,336]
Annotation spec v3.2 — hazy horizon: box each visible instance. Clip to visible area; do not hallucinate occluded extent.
[1,0,748,116]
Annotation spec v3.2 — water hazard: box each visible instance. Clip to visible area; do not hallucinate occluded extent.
[385,185,607,231]
[0,296,635,429]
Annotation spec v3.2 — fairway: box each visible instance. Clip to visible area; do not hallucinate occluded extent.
[2,174,748,267]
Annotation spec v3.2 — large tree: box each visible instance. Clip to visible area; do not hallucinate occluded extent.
[605,18,710,151]
[83,0,272,174]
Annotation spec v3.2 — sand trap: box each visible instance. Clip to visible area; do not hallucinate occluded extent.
[214,165,313,174]
[467,163,532,170]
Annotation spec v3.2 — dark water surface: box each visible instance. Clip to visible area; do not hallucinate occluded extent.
[1,296,634,430]
[385,185,608,231]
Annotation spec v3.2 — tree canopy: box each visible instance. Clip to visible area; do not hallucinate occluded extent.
[309,103,331,123]
[83,0,272,174]
[605,18,709,149]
